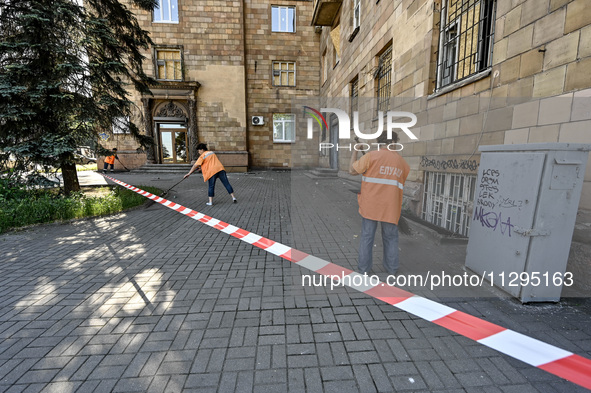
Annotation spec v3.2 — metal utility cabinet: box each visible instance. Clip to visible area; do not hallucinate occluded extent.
[465,143,591,302]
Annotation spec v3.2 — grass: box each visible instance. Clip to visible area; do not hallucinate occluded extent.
[0,185,161,234]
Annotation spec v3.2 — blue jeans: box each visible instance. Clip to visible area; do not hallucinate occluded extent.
[208,170,234,197]
[358,217,399,274]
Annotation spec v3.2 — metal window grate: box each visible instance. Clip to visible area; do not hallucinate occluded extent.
[376,45,392,114]
[350,77,358,116]
[422,171,477,237]
[436,0,496,89]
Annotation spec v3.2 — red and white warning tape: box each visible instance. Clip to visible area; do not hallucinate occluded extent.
[103,174,591,390]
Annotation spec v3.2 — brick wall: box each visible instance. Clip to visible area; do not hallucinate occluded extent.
[245,0,321,168]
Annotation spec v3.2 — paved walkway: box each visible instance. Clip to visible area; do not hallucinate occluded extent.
[1,171,590,392]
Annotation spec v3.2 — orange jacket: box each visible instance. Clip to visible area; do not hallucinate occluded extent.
[353,150,410,224]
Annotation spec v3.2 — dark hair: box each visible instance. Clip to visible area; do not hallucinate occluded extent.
[113,148,117,151]
[196,143,208,151]
[377,132,399,144]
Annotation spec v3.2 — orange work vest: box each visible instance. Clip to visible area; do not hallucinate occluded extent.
[357,150,410,225]
[196,151,225,182]
[104,155,116,165]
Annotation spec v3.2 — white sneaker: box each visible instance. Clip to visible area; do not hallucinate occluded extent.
[206,202,213,206]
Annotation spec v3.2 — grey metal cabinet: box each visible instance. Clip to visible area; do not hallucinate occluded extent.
[465,143,591,302]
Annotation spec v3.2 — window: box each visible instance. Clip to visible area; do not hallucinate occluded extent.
[273,61,296,86]
[353,0,361,29]
[332,47,340,68]
[436,0,496,90]
[112,116,129,134]
[350,77,358,122]
[153,0,178,23]
[376,45,392,115]
[156,49,182,81]
[272,6,295,33]
[422,171,477,236]
[273,114,295,142]
[322,50,328,84]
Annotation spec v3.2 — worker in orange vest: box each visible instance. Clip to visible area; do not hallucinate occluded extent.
[103,148,118,173]
[349,133,410,275]
[184,143,237,206]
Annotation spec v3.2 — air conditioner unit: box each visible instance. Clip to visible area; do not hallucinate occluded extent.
[252,116,264,125]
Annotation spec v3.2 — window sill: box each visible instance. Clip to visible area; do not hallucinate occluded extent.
[273,141,295,144]
[153,21,180,24]
[428,68,491,100]
[348,26,360,42]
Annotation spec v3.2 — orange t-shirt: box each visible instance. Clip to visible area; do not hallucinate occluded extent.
[196,151,225,182]
[104,155,116,165]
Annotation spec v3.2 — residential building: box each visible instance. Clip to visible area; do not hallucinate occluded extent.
[105,0,320,171]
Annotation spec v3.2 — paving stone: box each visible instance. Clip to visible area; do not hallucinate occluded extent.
[0,172,590,392]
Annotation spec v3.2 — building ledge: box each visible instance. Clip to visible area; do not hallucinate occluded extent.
[311,0,342,26]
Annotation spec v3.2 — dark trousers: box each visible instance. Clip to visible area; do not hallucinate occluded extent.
[208,170,234,197]
[103,163,114,170]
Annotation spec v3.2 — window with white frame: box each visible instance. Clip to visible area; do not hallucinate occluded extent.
[153,0,178,23]
[436,0,496,90]
[272,61,296,86]
[353,0,361,29]
[156,49,182,81]
[272,5,295,33]
[273,114,295,142]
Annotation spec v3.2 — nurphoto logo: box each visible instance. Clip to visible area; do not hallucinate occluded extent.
[303,106,418,152]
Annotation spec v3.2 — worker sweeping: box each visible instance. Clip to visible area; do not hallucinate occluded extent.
[103,148,118,173]
[184,143,237,206]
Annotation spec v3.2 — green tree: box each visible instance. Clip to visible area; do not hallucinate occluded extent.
[0,0,156,194]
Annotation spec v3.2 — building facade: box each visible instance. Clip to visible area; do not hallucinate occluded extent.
[104,0,320,171]
[313,0,591,237]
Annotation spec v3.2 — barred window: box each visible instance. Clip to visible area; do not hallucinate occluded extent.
[156,49,182,81]
[423,171,477,236]
[436,0,496,90]
[376,45,392,115]
[272,61,296,86]
[350,77,358,120]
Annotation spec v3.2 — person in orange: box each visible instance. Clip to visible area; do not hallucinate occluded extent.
[184,143,237,206]
[349,133,410,275]
[103,148,117,173]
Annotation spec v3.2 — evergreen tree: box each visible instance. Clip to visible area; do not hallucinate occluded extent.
[0,0,156,194]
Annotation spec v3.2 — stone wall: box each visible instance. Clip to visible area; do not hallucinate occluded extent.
[318,0,591,210]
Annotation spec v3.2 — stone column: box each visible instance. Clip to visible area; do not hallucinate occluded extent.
[188,99,198,161]
[142,98,156,163]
